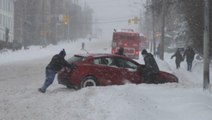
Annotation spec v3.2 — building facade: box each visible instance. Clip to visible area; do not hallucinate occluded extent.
[0,0,14,42]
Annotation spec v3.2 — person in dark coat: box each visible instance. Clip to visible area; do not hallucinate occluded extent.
[183,46,195,71]
[81,42,85,50]
[115,47,125,56]
[38,49,73,93]
[141,49,159,83]
[171,48,183,69]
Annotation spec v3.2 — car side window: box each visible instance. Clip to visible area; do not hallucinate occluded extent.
[108,58,124,68]
[123,60,138,70]
[109,58,138,70]
[93,58,100,65]
[93,58,109,66]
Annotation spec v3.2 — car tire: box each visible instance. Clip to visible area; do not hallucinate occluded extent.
[80,76,97,88]
[66,84,72,89]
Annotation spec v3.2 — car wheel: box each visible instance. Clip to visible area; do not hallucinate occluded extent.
[66,84,72,89]
[80,76,97,88]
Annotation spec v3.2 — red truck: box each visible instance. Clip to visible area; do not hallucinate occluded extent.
[112,29,145,59]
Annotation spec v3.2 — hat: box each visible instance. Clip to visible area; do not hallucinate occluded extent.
[141,49,147,55]
[59,49,66,56]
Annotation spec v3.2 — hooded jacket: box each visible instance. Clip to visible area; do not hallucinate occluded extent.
[143,53,159,74]
[46,50,72,72]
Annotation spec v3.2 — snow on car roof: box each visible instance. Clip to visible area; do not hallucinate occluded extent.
[75,53,118,58]
[74,53,134,60]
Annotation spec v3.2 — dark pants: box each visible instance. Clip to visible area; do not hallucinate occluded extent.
[176,61,181,69]
[187,61,193,71]
[41,68,57,91]
[144,72,157,83]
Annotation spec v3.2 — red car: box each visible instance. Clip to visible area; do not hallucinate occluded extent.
[57,53,178,89]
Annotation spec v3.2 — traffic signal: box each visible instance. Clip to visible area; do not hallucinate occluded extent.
[128,16,139,25]
[133,16,138,24]
[63,15,68,24]
[128,19,131,25]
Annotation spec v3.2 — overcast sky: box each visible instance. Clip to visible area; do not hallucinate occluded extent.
[79,0,145,40]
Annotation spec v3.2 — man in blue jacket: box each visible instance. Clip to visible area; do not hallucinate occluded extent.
[38,49,72,93]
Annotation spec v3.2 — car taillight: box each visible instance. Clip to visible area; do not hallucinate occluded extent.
[112,49,115,54]
[124,43,128,46]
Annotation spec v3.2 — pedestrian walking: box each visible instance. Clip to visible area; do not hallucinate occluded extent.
[81,42,85,50]
[171,48,183,69]
[183,46,195,71]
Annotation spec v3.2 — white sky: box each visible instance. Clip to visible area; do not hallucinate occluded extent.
[80,0,145,40]
[0,38,212,120]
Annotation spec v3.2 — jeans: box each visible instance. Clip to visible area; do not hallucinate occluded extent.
[187,61,193,71]
[176,61,180,69]
[41,68,57,91]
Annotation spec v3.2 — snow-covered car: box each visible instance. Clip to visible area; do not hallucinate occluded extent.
[57,53,178,89]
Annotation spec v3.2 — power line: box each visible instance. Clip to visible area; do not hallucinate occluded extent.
[94,19,128,24]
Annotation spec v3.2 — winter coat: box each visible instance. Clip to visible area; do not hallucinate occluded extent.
[143,53,159,74]
[171,50,183,64]
[115,47,125,56]
[183,48,195,62]
[46,54,72,72]
[115,51,125,56]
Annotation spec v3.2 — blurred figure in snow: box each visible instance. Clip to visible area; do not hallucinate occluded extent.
[81,42,85,50]
[171,48,183,69]
[183,46,195,71]
[115,47,125,56]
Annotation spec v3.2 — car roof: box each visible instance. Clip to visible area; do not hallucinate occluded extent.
[75,53,121,58]
[74,53,140,64]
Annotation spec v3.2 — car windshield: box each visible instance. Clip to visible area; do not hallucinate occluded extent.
[67,55,85,63]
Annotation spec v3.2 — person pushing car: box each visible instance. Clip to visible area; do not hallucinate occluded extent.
[38,49,73,93]
[141,49,159,83]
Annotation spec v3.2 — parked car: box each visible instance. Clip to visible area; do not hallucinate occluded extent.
[57,53,178,89]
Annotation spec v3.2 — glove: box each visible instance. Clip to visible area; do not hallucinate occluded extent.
[65,67,72,72]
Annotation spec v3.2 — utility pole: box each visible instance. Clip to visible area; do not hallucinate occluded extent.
[160,0,166,60]
[67,0,70,41]
[42,0,47,46]
[203,0,210,90]
[23,0,27,49]
[152,3,156,56]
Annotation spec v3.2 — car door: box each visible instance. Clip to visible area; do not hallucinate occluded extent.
[114,58,142,84]
[104,57,127,85]
[93,57,122,85]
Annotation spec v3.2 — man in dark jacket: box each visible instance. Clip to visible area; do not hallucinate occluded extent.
[183,46,195,71]
[38,49,72,93]
[171,48,183,69]
[116,47,125,56]
[141,49,159,83]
